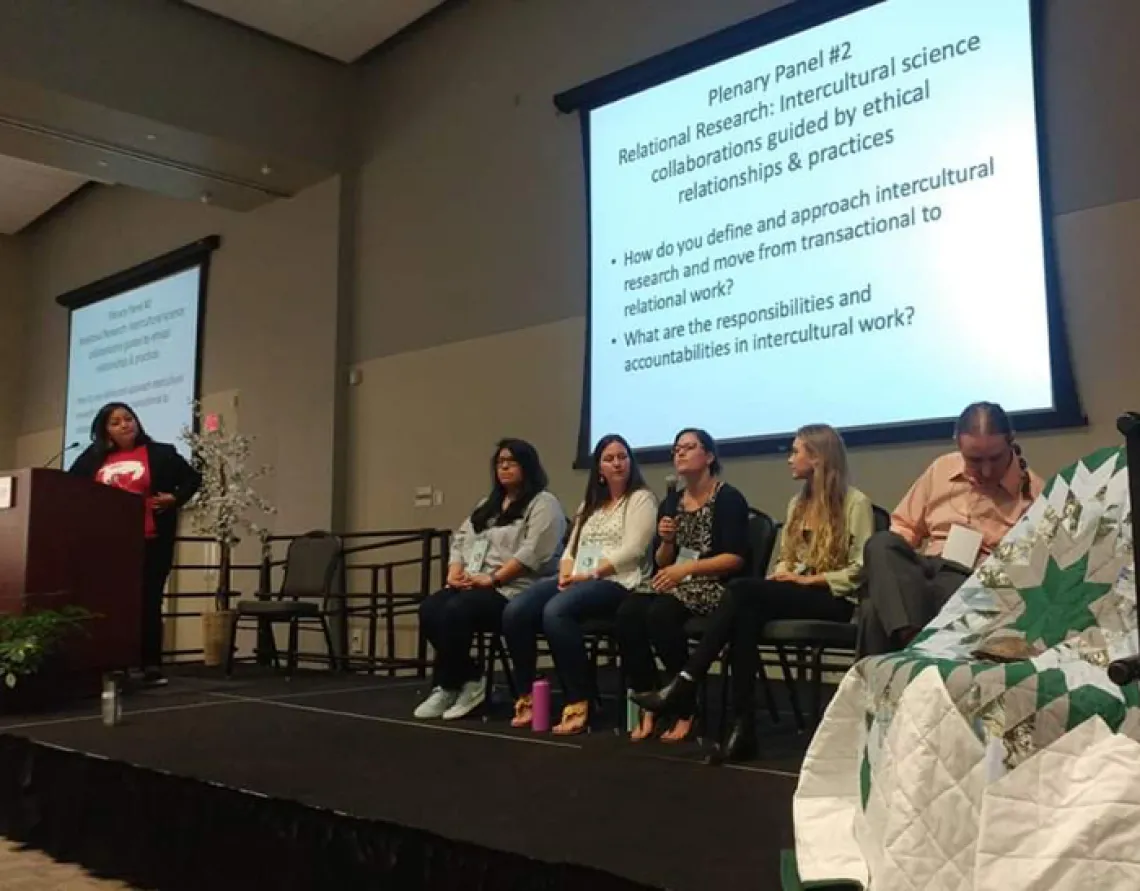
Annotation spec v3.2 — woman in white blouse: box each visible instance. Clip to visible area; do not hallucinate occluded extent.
[502,434,658,735]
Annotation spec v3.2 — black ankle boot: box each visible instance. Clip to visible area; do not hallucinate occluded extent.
[631,675,696,717]
[707,718,757,765]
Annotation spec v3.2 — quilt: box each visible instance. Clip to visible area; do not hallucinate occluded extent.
[793,446,1140,890]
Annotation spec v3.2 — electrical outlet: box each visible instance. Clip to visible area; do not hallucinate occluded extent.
[350,628,365,655]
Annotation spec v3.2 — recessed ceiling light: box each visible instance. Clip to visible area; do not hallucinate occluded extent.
[200,191,212,204]
[146,134,156,141]
[261,164,272,176]
[97,160,108,168]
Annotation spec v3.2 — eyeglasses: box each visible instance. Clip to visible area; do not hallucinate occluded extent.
[671,442,701,456]
[496,458,520,469]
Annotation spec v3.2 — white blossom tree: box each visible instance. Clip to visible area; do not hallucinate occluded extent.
[180,403,275,610]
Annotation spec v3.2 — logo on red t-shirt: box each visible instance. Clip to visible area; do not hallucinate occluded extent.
[97,459,146,488]
[96,446,155,538]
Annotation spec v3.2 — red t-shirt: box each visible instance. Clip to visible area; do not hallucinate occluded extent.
[96,445,156,538]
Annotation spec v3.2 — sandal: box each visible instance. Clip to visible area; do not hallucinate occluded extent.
[630,709,655,742]
[661,715,694,743]
[511,694,533,728]
[552,701,589,735]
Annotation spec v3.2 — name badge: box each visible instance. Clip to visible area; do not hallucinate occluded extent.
[574,543,604,577]
[467,538,489,573]
[676,547,700,582]
[943,524,983,569]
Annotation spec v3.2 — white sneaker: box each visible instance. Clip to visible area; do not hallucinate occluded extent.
[414,687,458,719]
[441,680,486,720]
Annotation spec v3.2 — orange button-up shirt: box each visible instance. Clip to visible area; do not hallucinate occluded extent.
[891,451,1043,565]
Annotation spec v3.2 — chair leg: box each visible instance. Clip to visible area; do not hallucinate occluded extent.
[758,654,779,724]
[586,636,603,711]
[286,619,299,679]
[416,618,428,679]
[718,650,732,744]
[498,635,517,700]
[483,633,497,706]
[776,645,806,731]
[320,616,338,671]
[224,614,241,677]
[809,646,825,726]
[618,645,629,734]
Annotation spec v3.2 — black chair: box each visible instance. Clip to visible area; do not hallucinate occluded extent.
[683,507,782,738]
[224,531,342,678]
[761,504,891,729]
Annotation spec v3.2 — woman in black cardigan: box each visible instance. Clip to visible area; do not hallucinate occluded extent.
[615,427,749,742]
[69,402,201,685]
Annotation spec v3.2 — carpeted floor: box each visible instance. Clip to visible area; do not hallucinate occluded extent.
[0,669,813,890]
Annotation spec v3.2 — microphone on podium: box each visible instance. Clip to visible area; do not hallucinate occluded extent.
[43,441,81,469]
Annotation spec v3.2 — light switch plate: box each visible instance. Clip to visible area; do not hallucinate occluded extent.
[0,476,12,510]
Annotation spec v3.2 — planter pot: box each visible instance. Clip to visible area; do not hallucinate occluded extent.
[202,610,237,667]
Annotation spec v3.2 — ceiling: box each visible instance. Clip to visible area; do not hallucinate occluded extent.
[183,0,447,63]
[0,154,87,235]
[0,2,445,234]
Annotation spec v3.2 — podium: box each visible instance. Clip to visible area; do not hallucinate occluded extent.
[0,468,144,700]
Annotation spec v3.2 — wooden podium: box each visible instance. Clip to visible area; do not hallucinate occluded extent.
[0,468,144,700]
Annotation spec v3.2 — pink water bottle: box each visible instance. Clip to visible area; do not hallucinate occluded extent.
[531,677,551,732]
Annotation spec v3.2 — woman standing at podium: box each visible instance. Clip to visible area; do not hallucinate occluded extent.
[69,402,201,687]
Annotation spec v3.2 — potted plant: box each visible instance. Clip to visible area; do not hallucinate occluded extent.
[180,404,275,667]
[0,606,93,709]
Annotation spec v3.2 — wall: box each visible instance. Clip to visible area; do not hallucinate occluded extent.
[19,177,344,534]
[347,0,1140,543]
[0,235,30,468]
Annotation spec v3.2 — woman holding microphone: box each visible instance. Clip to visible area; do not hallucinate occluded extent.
[615,428,749,742]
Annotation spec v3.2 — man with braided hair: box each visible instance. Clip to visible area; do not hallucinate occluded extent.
[858,401,1043,656]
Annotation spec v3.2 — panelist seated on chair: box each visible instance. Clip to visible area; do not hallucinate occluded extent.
[615,428,749,744]
[501,434,657,736]
[414,439,565,722]
[633,423,874,762]
[858,401,1043,658]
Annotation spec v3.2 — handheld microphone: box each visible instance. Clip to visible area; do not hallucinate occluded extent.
[663,474,679,514]
[43,441,81,469]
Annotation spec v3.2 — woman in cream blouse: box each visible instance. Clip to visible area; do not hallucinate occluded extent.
[632,423,874,761]
[502,434,657,735]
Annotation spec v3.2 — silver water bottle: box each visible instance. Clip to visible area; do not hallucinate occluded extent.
[101,673,122,726]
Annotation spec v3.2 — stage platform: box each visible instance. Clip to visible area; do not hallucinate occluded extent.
[0,669,811,890]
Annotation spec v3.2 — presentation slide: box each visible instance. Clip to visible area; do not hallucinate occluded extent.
[587,0,1053,451]
[64,267,202,466]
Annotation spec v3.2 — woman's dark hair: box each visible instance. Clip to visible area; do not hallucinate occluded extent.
[673,427,721,476]
[470,438,549,533]
[88,401,152,456]
[577,434,647,529]
[954,401,1031,498]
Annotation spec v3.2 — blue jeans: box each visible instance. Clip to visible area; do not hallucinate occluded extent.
[501,577,628,703]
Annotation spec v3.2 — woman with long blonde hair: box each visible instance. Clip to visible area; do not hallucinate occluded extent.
[632,423,874,762]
